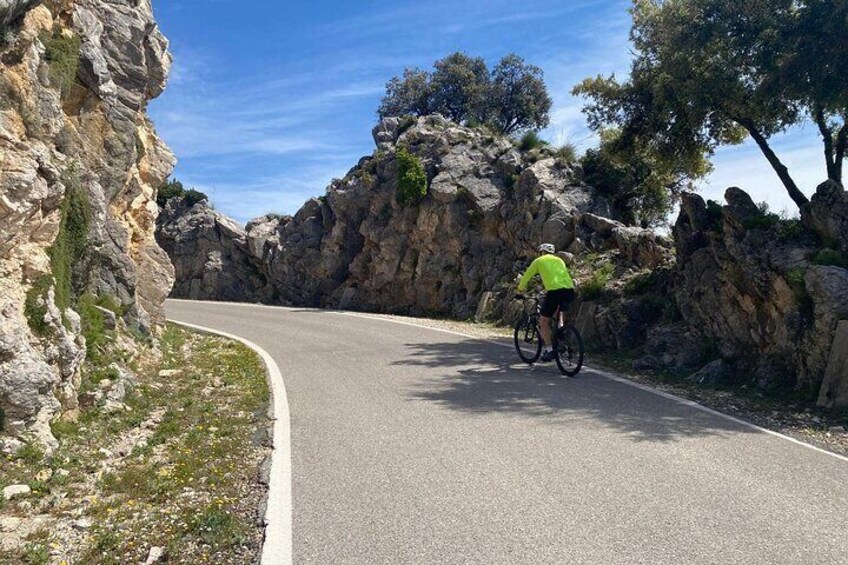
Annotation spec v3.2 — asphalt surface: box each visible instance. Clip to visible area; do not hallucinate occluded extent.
[166,300,848,565]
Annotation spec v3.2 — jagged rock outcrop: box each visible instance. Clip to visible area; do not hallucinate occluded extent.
[156,198,273,302]
[674,184,848,392]
[233,115,669,319]
[0,1,174,448]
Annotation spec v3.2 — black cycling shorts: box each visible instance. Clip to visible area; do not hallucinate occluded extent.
[540,288,576,318]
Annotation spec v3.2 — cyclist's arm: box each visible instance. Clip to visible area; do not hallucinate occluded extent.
[516,260,539,293]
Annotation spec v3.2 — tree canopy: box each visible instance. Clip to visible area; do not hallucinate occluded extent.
[573,0,848,212]
[378,52,552,135]
[581,129,711,227]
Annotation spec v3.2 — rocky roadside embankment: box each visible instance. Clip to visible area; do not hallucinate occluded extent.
[0,325,272,564]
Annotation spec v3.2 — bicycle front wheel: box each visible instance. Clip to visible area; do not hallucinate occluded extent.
[554,325,584,376]
[514,314,542,364]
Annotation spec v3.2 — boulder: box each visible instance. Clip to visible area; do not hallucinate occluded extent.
[816,321,848,408]
[612,226,673,270]
[807,179,848,247]
[581,213,625,236]
[372,117,404,150]
[2,484,30,500]
[164,115,628,320]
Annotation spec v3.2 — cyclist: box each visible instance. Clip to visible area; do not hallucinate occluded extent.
[516,243,576,362]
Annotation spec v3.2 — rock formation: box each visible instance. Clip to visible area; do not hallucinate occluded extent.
[0,0,174,448]
[236,115,670,319]
[674,184,848,393]
[156,198,273,302]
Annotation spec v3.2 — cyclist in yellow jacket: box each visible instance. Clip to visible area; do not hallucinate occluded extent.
[516,243,576,362]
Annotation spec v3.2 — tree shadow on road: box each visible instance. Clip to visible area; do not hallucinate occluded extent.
[394,339,758,444]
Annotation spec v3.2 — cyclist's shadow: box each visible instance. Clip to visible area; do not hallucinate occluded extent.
[396,338,751,443]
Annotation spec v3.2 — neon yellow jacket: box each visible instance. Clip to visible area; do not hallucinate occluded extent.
[517,254,574,292]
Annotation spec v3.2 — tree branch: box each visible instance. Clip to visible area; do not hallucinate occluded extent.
[738,118,809,209]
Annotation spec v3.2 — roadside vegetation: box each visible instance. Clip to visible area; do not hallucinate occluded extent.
[0,325,271,564]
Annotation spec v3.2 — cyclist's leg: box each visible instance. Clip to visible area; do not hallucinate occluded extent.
[539,292,559,348]
[539,315,552,346]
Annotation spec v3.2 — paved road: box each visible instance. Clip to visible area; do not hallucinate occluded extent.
[166,300,848,565]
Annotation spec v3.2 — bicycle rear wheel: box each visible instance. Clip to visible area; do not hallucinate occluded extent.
[514,314,542,364]
[554,325,584,376]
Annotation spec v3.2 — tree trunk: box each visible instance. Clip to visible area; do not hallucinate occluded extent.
[834,120,847,184]
[815,108,838,181]
[738,119,809,210]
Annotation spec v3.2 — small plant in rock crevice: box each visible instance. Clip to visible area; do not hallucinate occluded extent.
[812,248,848,269]
[40,28,81,97]
[395,147,427,206]
[580,261,615,300]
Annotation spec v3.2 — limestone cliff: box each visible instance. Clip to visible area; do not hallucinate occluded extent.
[0,0,174,448]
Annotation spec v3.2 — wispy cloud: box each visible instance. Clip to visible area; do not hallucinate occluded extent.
[184,164,354,225]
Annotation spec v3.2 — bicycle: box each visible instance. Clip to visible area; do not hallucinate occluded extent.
[513,293,584,376]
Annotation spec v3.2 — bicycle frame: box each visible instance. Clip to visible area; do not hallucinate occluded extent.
[521,294,563,336]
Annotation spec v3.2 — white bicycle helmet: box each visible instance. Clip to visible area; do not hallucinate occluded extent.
[538,243,555,254]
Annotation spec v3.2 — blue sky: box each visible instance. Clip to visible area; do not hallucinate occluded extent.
[149,0,828,225]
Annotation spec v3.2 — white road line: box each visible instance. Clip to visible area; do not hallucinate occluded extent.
[167,319,293,565]
[167,299,848,464]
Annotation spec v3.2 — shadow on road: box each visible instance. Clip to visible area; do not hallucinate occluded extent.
[394,339,757,444]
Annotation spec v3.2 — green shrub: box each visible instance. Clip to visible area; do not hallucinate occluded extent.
[156,179,184,207]
[156,179,208,208]
[22,542,49,565]
[812,248,848,269]
[518,130,547,152]
[580,261,615,300]
[183,189,207,207]
[40,29,81,97]
[395,147,427,206]
[50,168,90,315]
[777,218,805,241]
[743,203,780,230]
[24,276,53,336]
